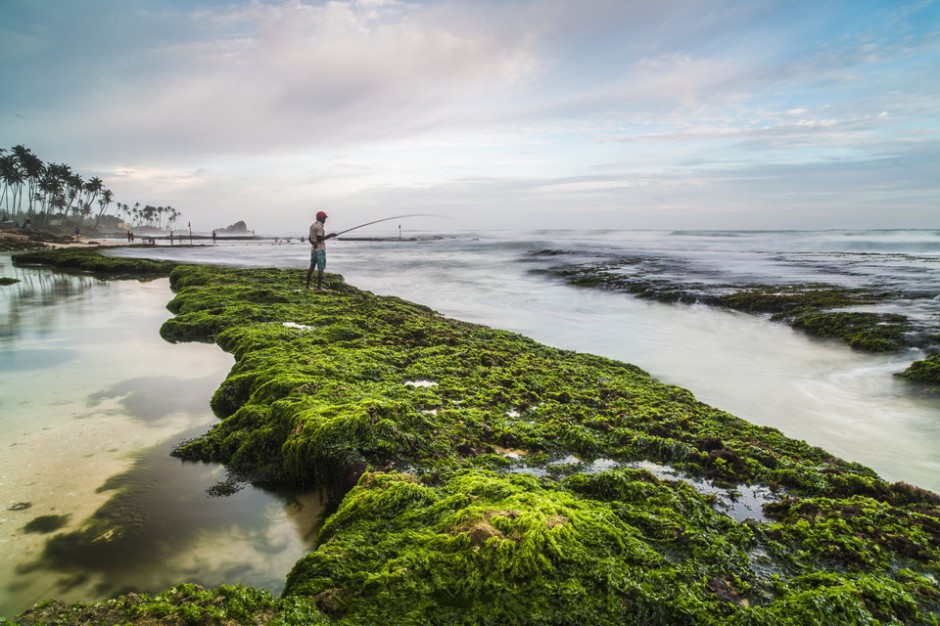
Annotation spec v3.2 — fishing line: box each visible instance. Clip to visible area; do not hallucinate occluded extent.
[331,214,450,237]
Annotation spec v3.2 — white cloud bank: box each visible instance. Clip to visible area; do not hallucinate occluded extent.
[1,0,937,232]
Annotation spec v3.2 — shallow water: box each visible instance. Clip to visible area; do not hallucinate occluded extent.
[0,259,324,618]
[3,229,939,613]
[107,229,940,492]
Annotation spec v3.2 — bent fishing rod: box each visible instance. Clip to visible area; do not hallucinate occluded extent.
[330,214,447,238]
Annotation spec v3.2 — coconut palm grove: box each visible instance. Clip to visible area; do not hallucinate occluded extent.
[0,144,181,235]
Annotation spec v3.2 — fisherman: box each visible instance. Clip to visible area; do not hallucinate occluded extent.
[306,210,336,291]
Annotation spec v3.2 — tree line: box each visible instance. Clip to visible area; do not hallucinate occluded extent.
[0,144,182,232]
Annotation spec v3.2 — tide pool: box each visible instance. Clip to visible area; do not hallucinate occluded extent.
[0,258,323,618]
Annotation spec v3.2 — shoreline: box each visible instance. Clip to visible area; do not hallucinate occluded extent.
[5,249,940,624]
[537,253,940,385]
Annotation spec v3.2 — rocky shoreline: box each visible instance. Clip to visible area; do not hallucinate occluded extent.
[531,252,940,386]
[4,249,940,625]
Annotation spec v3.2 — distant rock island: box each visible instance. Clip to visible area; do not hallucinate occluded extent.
[214,220,251,234]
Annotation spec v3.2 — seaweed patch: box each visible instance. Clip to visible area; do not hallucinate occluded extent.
[7,249,940,625]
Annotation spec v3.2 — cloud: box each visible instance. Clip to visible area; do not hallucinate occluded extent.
[1,0,936,231]
[28,0,542,159]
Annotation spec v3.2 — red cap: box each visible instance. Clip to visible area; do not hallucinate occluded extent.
[316,211,328,220]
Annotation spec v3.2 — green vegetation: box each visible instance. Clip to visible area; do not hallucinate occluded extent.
[543,263,908,352]
[22,514,70,534]
[8,583,312,626]
[718,289,909,351]
[540,263,940,381]
[789,311,909,352]
[899,353,940,385]
[5,249,939,625]
[715,286,882,314]
[0,276,19,285]
[1,144,182,235]
[12,247,177,278]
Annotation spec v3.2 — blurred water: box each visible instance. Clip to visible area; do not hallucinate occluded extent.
[108,229,940,492]
[7,231,936,617]
[0,259,323,618]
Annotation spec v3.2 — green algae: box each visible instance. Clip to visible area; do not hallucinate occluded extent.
[789,311,909,352]
[8,583,323,626]
[7,249,940,625]
[162,263,867,494]
[22,514,70,534]
[12,247,177,278]
[281,470,940,624]
[156,263,939,623]
[899,353,940,385]
[541,262,932,359]
[716,286,883,315]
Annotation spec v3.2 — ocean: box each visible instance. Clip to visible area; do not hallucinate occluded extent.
[107,228,940,492]
[2,228,938,615]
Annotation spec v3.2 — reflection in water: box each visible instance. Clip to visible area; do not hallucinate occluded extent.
[13,433,326,607]
[86,374,233,424]
[0,261,100,345]
[0,260,324,618]
[0,348,80,372]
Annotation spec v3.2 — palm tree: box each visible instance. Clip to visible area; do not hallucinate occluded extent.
[40,163,72,227]
[13,145,46,219]
[81,202,93,228]
[92,188,113,230]
[142,204,156,227]
[66,172,83,224]
[167,206,181,230]
[36,171,63,227]
[3,144,185,235]
[82,176,103,224]
[0,154,24,220]
[118,202,131,226]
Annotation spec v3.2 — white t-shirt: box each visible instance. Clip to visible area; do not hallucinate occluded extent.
[309,221,326,252]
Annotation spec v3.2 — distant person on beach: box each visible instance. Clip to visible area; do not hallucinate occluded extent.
[306,210,336,291]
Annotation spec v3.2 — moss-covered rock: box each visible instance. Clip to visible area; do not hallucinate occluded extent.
[790,311,909,351]
[9,583,325,626]
[717,286,882,315]
[155,264,939,624]
[280,469,940,624]
[7,250,940,625]
[539,260,940,389]
[899,353,940,385]
[12,247,177,278]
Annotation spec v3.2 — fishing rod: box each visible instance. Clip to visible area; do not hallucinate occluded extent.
[330,214,447,238]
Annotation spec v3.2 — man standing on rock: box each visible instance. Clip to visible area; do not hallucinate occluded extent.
[306,210,336,291]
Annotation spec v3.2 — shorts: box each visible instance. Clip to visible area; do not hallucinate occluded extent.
[310,249,326,271]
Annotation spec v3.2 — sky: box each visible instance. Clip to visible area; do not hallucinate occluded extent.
[1,0,938,234]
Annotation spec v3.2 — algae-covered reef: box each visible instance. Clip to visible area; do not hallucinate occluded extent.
[536,257,940,382]
[5,254,940,625]
[161,264,938,623]
[12,246,177,278]
[901,353,940,386]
